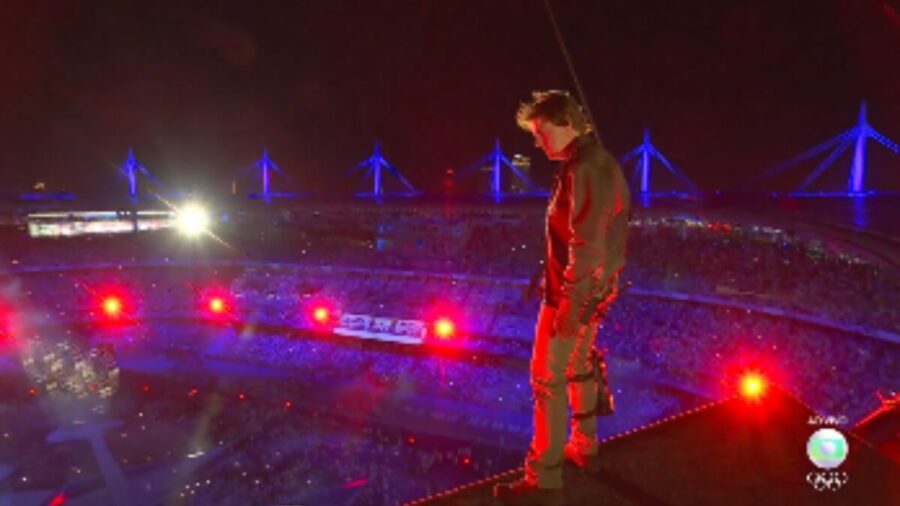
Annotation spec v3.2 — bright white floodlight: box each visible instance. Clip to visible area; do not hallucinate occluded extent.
[176,203,210,237]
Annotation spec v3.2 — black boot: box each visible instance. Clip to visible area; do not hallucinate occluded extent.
[493,478,564,506]
[592,348,615,416]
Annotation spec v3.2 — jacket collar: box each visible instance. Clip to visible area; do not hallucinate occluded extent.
[561,133,596,161]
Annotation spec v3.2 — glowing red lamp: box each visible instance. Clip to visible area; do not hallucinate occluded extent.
[740,372,768,401]
[434,318,455,340]
[313,307,330,324]
[0,308,14,344]
[102,296,123,318]
[90,285,134,325]
[198,288,234,320]
[209,297,226,314]
[48,493,67,506]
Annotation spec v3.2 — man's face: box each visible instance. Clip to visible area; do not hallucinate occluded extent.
[527,118,580,161]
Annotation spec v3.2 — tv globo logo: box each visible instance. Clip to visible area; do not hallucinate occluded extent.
[807,428,849,469]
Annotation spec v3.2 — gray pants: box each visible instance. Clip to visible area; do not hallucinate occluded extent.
[525,303,601,488]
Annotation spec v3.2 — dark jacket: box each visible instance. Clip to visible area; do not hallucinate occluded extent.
[544,134,630,333]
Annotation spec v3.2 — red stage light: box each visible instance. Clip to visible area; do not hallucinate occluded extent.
[740,372,768,401]
[343,478,369,489]
[313,307,330,324]
[197,287,235,321]
[102,296,122,317]
[0,305,16,344]
[209,297,226,314]
[434,318,455,340]
[48,493,67,506]
[0,322,13,345]
[423,303,466,346]
[90,285,135,325]
[304,297,339,329]
[719,351,785,402]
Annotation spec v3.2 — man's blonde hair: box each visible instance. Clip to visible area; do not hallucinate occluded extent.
[516,89,592,134]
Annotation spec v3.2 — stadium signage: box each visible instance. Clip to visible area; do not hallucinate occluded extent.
[334,313,426,344]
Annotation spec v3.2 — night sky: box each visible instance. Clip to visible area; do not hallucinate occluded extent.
[1,0,898,198]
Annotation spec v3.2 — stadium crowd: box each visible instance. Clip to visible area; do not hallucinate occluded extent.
[8,259,897,427]
[3,206,897,334]
[0,204,897,504]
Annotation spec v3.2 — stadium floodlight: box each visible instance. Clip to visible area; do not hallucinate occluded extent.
[176,203,211,237]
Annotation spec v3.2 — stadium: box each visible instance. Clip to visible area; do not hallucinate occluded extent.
[3,1,900,504]
[1,193,898,505]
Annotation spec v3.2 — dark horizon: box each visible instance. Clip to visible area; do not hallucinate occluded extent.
[1,0,898,197]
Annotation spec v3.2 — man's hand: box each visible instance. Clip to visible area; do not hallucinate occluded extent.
[552,277,591,337]
[523,263,545,302]
[579,277,622,325]
[554,272,624,335]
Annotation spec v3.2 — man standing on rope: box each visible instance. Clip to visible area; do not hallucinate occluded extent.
[495,90,630,505]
